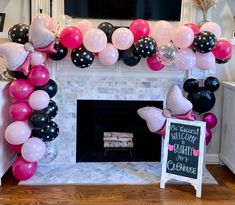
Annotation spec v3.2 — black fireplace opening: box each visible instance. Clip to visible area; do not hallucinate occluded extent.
[77,100,163,162]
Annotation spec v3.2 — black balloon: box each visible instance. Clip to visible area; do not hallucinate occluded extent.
[29,111,49,130]
[7,70,27,79]
[216,56,231,64]
[122,46,141,66]
[43,100,58,120]
[8,24,29,44]
[71,45,94,68]
[36,79,58,98]
[32,121,59,142]
[204,77,220,92]
[193,31,217,53]
[48,38,68,61]
[98,22,115,42]
[183,78,199,93]
[135,36,157,58]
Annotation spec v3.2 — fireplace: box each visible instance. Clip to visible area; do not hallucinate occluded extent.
[76,100,163,162]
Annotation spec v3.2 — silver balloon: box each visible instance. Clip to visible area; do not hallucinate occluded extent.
[39,140,58,163]
[156,42,179,65]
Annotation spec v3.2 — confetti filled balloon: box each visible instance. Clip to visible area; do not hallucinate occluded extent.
[39,141,58,163]
[54,15,74,36]
[156,42,178,65]
[8,24,29,44]
[135,36,157,58]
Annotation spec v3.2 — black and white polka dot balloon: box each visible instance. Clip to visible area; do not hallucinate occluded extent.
[135,36,157,58]
[193,31,217,53]
[71,45,95,68]
[8,24,29,44]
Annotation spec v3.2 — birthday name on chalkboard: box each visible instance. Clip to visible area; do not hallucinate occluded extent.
[166,122,201,179]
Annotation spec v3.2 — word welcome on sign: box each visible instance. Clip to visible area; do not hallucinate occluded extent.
[160,118,206,198]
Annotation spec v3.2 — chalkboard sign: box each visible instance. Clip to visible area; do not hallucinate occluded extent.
[160,118,206,198]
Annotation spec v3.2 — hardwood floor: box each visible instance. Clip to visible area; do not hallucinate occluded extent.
[0,165,235,205]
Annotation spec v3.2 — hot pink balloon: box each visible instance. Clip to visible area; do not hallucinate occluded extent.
[112,28,134,50]
[98,43,119,65]
[147,54,165,71]
[9,101,33,121]
[5,121,31,145]
[212,39,232,60]
[129,19,150,42]
[83,28,107,52]
[22,138,46,162]
[203,113,218,129]
[200,22,221,39]
[9,79,34,100]
[7,142,23,154]
[30,51,46,66]
[151,21,173,46]
[175,48,196,71]
[60,26,83,49]
[206,128,212,145]
[12,156,38,180]
[29,90,50,110]
[76,19,94,35]
[185,23,200,36]
[196,52,215,70]
[28,65,50,87]
[172,26,194,48]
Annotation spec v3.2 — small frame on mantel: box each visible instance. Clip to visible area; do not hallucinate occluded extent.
[0,13,6,32]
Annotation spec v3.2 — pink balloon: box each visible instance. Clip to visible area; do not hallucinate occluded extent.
[196,52,215,70]
[32,13,54,31]
[5,121,31,145]
[29,90,50,110]
[147,54,165,71]
[30,51,46,66]
[9,79,34,100]
[98,43,119,65]
[151,21,173,46]
[7,142,23,154]
[185,23,200,36]
[175,48,196,71]
[212,39,232,60]
[206,128,212,145]
[172,26,194,48]
[129,19,150,42]
[200,22,221,39]
[22,138,46,162]
[12,156,37,180]
[83,28,107,53]
[76,20,94,35]
[9,101,33,121]
[112,28,134,50]
[202,113,218,129]
[28,65,50,87]
[60,26,83,49]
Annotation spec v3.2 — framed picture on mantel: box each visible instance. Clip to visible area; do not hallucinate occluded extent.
[0,13,6,32]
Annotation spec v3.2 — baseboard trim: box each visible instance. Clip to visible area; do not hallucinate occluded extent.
[206,154,219,164]
[219,154,235,174]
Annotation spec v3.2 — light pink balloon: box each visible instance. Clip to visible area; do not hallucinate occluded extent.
[22,138,46,162]
[76,20,94,35]
[112,28,134,50]
[200,22,221,39]
[151,21,173,46]
[32,14,54,30]
[83,28,107,53]
[29,90,50,110]
[196,52,215,70]
[98,43,119,65]
[172,26,194,48]
[5,121,31,145]
[31,51,46,66]
[175,48,196,71]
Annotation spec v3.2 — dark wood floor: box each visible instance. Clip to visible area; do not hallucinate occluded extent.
[0,165,235,205]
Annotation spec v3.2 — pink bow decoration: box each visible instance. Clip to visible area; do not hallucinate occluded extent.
[137,85,195,137]
[0,14,56,75]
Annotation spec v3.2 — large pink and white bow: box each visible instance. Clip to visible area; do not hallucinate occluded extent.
[0,14,56,75]
[137,85,195,137]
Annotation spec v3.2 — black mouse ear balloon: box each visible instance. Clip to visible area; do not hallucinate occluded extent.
[204,77,220,92]
[8,24,29,44]
[48,38,68,61]
[98,22,115,42]
[183,78,199,93]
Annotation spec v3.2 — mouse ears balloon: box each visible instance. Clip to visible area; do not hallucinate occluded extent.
[0,14,56,75]
[138,85,195,137]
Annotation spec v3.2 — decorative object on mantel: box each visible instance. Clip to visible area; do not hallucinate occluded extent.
[0,13,6,32]
[193,0,217,26]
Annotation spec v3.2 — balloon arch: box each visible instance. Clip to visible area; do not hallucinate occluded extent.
[0,14,230,180]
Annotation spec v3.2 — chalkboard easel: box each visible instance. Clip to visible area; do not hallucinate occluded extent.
[160,118,206,198]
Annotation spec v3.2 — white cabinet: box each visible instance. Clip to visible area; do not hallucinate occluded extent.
[220,82,235,174]
[0,82,16,185]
